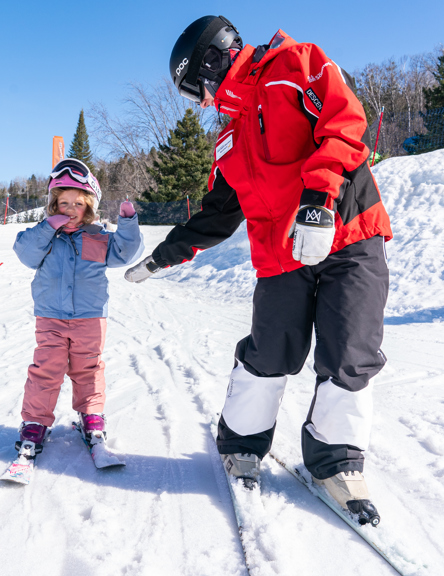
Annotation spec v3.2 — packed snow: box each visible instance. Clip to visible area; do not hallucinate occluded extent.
[0,150,443,576]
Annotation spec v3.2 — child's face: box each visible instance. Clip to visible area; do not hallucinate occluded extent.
[57,189,87,228]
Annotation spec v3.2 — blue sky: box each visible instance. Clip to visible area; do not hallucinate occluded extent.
[1,0,443,184]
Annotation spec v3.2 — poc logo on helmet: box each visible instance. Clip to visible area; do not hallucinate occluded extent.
[176,58,188,77]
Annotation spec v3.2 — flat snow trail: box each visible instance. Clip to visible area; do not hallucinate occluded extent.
[0,225,443,575]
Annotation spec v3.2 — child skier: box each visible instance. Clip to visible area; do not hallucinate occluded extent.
[10,158,143,472]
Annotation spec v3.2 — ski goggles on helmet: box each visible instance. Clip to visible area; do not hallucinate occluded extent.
[179,46,232,103]
[50,158,101,202]
[178,77,205,103]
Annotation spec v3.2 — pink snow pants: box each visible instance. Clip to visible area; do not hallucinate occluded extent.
[21,317,107,427]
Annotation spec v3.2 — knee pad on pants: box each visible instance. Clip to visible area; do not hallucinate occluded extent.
[222,360,287,436]
[306,377,373,450]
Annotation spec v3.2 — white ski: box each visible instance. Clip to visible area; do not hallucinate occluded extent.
[269,452,418,576]
[72,421,125,469]
[210,420,263,576]
[1,458,35,485]
[1,431,51,485]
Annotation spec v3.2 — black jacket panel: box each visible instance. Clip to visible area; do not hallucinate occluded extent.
[152,169,244,268]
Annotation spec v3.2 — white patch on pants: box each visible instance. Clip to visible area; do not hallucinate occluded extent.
[221,360,287,436]
[306,378,373,450]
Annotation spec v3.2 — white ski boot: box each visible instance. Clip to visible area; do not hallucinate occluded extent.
[221,453,261,490]
[313,470,381,526]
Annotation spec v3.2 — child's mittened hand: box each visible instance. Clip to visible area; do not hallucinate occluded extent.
[46,214,71,229]
[120,201,136,218]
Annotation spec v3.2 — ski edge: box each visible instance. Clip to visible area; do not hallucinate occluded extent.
[269,452,409,576]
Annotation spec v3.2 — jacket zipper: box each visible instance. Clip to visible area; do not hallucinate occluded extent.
[69,235,79,255]
[69,235,78,316]
[258,105,271,161]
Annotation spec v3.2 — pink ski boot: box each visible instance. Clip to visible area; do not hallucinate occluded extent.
[19,421,48,446]
[79,413,107,447]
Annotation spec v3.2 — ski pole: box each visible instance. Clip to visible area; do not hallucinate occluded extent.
[371,106,384,167]
[3,194,9,225]
[187,195,191,220]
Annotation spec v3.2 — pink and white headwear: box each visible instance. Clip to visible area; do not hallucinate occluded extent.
[48,158,101,211]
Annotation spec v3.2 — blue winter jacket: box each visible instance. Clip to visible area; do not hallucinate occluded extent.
[13,215,144,319]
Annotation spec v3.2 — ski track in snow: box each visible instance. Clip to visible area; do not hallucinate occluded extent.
[1,150,444,575]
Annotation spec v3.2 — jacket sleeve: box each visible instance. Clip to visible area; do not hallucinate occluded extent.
[106,214,145,268]
[13,220,56,269]
[294,44,374,209]
[152,166,244,267]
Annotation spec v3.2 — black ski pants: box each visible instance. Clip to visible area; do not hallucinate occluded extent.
[217,235,389,479]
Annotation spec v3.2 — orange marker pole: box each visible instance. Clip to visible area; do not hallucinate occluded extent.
[52,136,65,168]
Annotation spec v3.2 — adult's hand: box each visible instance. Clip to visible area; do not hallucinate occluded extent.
[124,255,162,283]
[46,214,71,230]
[289,205,335,266]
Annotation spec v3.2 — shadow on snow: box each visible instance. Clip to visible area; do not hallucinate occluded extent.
[0,423,221,499]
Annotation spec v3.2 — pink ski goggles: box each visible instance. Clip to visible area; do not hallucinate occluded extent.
[49,158,102,204]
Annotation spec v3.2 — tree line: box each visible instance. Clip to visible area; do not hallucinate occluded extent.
[2,45,443,222]
[354,46,444,157]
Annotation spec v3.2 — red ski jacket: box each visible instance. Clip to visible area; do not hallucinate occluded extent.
[153,30,392,277]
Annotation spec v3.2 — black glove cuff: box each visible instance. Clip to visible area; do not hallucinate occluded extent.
[152,247,168,269]
[300,189,329,207]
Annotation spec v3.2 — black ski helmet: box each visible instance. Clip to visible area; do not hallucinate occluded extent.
[170,15,242,103]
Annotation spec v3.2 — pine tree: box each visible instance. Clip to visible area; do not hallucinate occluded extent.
[68,110,95,172]
[423,55,444,109]
[143,108,213,203]
[405,56,444,154]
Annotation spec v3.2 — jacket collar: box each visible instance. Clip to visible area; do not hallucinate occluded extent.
[81,223,104,234]
[214,30,296,118]
[59,223,104,238]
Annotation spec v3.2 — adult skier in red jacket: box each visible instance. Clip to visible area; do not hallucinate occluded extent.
[126,16,392,525]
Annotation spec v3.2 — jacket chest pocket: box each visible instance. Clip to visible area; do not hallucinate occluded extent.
[81,234,109,263]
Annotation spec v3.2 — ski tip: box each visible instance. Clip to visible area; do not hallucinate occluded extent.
[1,468,31,485]
[1,476,30,485]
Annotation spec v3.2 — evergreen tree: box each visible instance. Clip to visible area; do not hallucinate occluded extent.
[68,110,95,172]
[143,108,213,203]
[405,56,444,154]
[423,55,444,109]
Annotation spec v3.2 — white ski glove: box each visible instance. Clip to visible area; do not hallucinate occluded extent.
[289,205,335,266]
[124,255,162,283]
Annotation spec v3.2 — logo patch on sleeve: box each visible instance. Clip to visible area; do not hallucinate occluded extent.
[305,88,323,112]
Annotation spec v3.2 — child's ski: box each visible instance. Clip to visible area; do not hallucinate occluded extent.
[1,430,51,485]
[72,420,125,469]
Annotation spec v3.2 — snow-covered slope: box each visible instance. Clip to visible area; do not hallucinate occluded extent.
[158,149,444,322]
[0,150,443,576]
[374,148,444,321]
